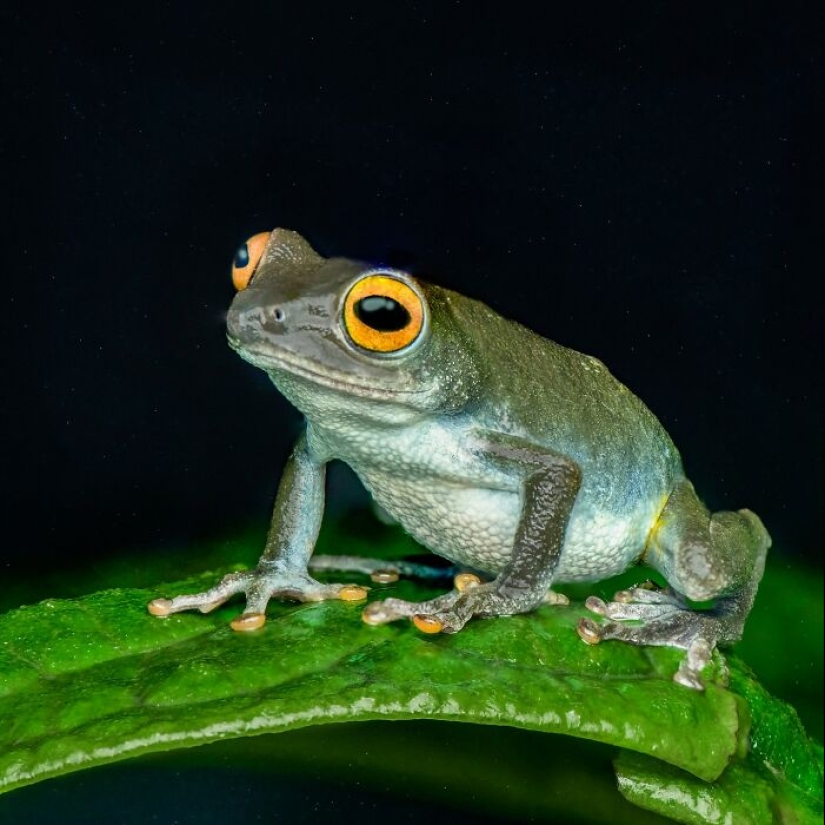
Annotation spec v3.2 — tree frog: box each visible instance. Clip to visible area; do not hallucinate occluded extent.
[148,228,770,690]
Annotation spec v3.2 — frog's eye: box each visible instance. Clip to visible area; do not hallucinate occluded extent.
[343,274,425,353]
[231,232,271,291]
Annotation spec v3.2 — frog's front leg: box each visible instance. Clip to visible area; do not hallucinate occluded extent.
[148,433,369,631]
[362,433,581,634]
[578,479,771,689]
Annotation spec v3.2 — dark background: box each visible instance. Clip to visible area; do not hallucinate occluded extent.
[4,2,823,586]
[1,4,822,824]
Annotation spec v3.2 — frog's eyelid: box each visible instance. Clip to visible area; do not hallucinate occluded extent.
[232,232,271,291]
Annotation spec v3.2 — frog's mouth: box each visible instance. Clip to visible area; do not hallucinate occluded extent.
[226,335,426,401]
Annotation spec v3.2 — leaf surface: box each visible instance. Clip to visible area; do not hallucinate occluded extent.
[1,523,822,824]
[1,572,741,795]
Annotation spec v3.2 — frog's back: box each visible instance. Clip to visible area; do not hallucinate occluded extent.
[443,287,684,580]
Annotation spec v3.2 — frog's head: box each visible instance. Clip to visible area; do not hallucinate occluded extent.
[226,229,480,423]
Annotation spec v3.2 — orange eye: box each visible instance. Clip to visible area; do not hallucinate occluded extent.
[343,274,425,353]
[231,232,271,291]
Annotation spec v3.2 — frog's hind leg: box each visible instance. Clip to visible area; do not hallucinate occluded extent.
[578,479,770,689]
[309,554,461,585]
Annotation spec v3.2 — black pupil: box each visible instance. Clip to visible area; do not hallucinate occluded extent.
[354,295,410,332]
[234,243,250,268]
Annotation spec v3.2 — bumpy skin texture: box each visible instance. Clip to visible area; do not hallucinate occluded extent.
[149,229,771,689]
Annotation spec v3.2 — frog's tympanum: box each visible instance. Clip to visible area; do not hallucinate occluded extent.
[149,229,770,689]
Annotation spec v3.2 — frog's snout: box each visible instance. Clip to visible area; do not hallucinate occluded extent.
[226,301,287,346]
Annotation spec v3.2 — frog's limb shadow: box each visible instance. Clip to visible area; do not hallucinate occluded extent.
[578,479,771,690]
[362,432,581,635]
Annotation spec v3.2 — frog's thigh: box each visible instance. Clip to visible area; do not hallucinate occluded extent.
[646,479,770,602]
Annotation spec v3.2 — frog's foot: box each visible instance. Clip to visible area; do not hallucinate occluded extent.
[362,574,546,635]
[309,554,460,585]
[147,568,369,632]
[577,583,722,690]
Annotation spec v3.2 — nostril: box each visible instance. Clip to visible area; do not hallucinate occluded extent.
[273,307,285,323]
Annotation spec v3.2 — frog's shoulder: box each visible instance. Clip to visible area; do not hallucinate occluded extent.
[430,283,681,473]
[429,282,616,395]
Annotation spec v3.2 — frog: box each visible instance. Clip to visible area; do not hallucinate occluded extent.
[148,228,770,690]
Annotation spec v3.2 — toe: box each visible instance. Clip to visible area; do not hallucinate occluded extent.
[338,584,370,601]
[147,598,173,617]
[412,614,444,634]
[544,590,570,606]
[585,596,608,616]
[361,600,398,626]
[674,664,705,691]
[577,617,603,644]
[370,570,400,584]
[453,573,482,592]
[230,612,266,632]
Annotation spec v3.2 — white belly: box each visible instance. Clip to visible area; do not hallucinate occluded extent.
[359,471,650,582]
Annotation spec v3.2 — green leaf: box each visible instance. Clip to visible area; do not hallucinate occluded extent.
[616,741,824,825]
[0,523,822,825]
[613,653,824,823]
[1,574,739,793]
[617,753,787,825]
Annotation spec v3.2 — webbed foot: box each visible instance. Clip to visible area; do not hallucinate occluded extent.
[577,582,725,690]
[147,568,368,631]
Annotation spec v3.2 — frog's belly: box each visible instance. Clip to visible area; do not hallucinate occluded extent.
[362,474,649,582]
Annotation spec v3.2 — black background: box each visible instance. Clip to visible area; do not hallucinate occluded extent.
[4,2,822,588]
